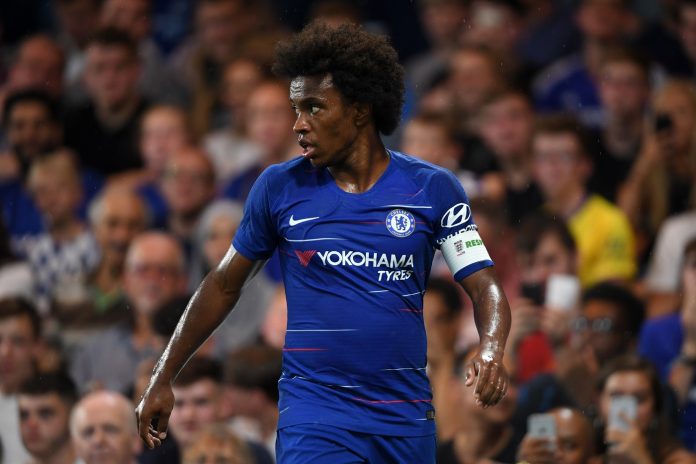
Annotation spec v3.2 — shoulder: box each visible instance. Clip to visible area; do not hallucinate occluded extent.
[533,54,585,94]
[642,313,681,337]
[583,195,631,225]
[389,150,458,186]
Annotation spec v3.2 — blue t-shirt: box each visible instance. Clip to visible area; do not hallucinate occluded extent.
[233,150,494,436]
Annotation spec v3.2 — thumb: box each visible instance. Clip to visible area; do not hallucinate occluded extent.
[464,361,477,387]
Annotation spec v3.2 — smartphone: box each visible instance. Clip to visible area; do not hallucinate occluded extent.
[654,113,674,133]
[520,282,545,306]
[527,413,556,451]
[545,274,580,312]
[608,395,637,432]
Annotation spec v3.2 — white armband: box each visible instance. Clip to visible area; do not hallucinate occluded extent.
[441,229,492,276]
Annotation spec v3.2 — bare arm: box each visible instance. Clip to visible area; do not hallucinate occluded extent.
[459,266,512,407]
[135,245,263,448]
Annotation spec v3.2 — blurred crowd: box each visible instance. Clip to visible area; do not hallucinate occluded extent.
[1,0,696,463]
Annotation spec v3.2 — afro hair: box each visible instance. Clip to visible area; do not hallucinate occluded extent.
[273,21,405,135]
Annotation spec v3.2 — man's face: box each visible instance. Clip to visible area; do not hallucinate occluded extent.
[599,371,654,433]
[19,393,72,459]
[519,232,576,287]
[71,398,137,464]
[680,5,696,62]
[579,300,627,364]
[290,75,363,169]
[140,109,190,176]
[577,0,627,42]
[599,62,649,119]
[221,59,263,113]
[28,168,81,228]
[9,38,64,96]
[552,409,594,464]
[196,0,245,63]
[170,380,221,448]
[401,120,457,167]
[161,152,215,216]
[84,44,140,110]
[123,237,185,315]
[5,101,59,161]
[421,1,467,46]
[0,315,37,394]
[93,195,146,266]
[449,50,500,112]
[100,0,150,41]
[479,95,533,160]
[246,84,295,159]
[532,133,587,201]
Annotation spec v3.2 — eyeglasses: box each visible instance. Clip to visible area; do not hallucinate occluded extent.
[570,317,615,333]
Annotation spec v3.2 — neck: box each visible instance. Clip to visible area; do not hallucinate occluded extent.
[328,131,387,193]
[49,219,83,243]
[92,258,124,294]
[500,153,532,189]
[35,442,75,464]
[546,186,586,218]
[168,211,201,240]
[96,95,140,129]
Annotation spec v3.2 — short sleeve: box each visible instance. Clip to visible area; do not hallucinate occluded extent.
[430,169,493,281]
[232,167,279,260]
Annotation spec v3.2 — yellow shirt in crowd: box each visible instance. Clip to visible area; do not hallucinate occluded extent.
[568,195,636,287]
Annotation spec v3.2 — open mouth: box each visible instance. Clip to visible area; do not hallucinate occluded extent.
[298,139,316,158]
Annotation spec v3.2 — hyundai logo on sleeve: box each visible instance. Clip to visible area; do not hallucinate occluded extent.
[440,203,471,228]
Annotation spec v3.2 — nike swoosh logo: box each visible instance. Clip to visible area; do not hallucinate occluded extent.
[289,215,320,226]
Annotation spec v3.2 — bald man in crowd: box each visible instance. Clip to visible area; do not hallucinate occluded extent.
[71,390,140,464]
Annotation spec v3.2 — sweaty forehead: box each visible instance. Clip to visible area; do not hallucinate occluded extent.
[289,75,335,100]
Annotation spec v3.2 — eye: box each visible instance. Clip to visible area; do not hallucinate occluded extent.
[310,105,320,115]
[291,105,299,115]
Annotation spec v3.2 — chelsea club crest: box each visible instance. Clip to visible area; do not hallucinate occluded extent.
[386,209,415,238]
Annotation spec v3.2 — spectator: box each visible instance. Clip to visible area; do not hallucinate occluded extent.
[678,0,696,78]
[70,390,141,464]
[0,216,33,301]
[191,200,274,354]
[224,344,282,459]
[99,0,184,105]
[618,80,696,241]
[18,372,78,464]
[639,237,696,450]
[531,115,636,287]
[477,90,544,225]
[0,35,65,115]
[590,48,651,202]
[182,424,254,464]
[0,90,62,182]
[64,28,149,177]
[516,407,598,464]
[594,355,695,462]
[71,232,187,394]
[222,79,296,202]
[26,150,100,313]
[533,0,634,128]
[204,57,265,184]
[0,298,42,463]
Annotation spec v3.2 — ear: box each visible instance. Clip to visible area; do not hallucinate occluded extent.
[353,102,372,128]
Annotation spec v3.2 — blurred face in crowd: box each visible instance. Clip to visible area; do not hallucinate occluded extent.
[599,60,649,120]
[463,0,521,54]
[7,36,64,97]
[204,215,239,269]
[182,428,252,464]
[123,233,186,315]
[92,190,147,266]
[221,58,264,121]
[0,314,37,394]
[161,149,216,217]
[140,107,191,176]
[551,408,596,464]
[5,100,60,161]
[577,0,628,42]
[71,392,140,464]
[420,0,467,47]
[246,82,295,160]
[28,154,82,229]
[401,118,459,169]
[101,0,150,41]
[599,370,654,433]
[479,94,533,161]
[449,49,501,113]
[653,83,696,155]
[56,0,100,47]
[520,231,576,287]
[532,132,589,202]
[196,0,247,63]
[578,299,629,364]
[84,43,140,111]
[680,4,696,62]
[170,379,223,448]
[19,392,72,460]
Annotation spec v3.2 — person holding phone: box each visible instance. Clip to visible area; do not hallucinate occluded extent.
[595,355,695,464]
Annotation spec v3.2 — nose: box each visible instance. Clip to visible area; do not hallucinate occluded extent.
[293,112,309,134]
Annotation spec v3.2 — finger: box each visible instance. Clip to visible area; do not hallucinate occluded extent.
[480,364,501,407]
[136,408,155,449]
[489,373,507,406]
[464,361,477,387]
[155,410,171,440]
[475,361,493,404]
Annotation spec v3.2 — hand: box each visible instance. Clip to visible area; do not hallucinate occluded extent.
[606,414,653,464]
[540,308,574,348]
[464,346,508,408]
[135,380,175,449]
[517,436,557,464]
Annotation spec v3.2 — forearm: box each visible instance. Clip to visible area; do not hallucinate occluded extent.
[463,268,511,356]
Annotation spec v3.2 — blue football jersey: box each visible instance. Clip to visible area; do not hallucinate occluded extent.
[232,150,493,436]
